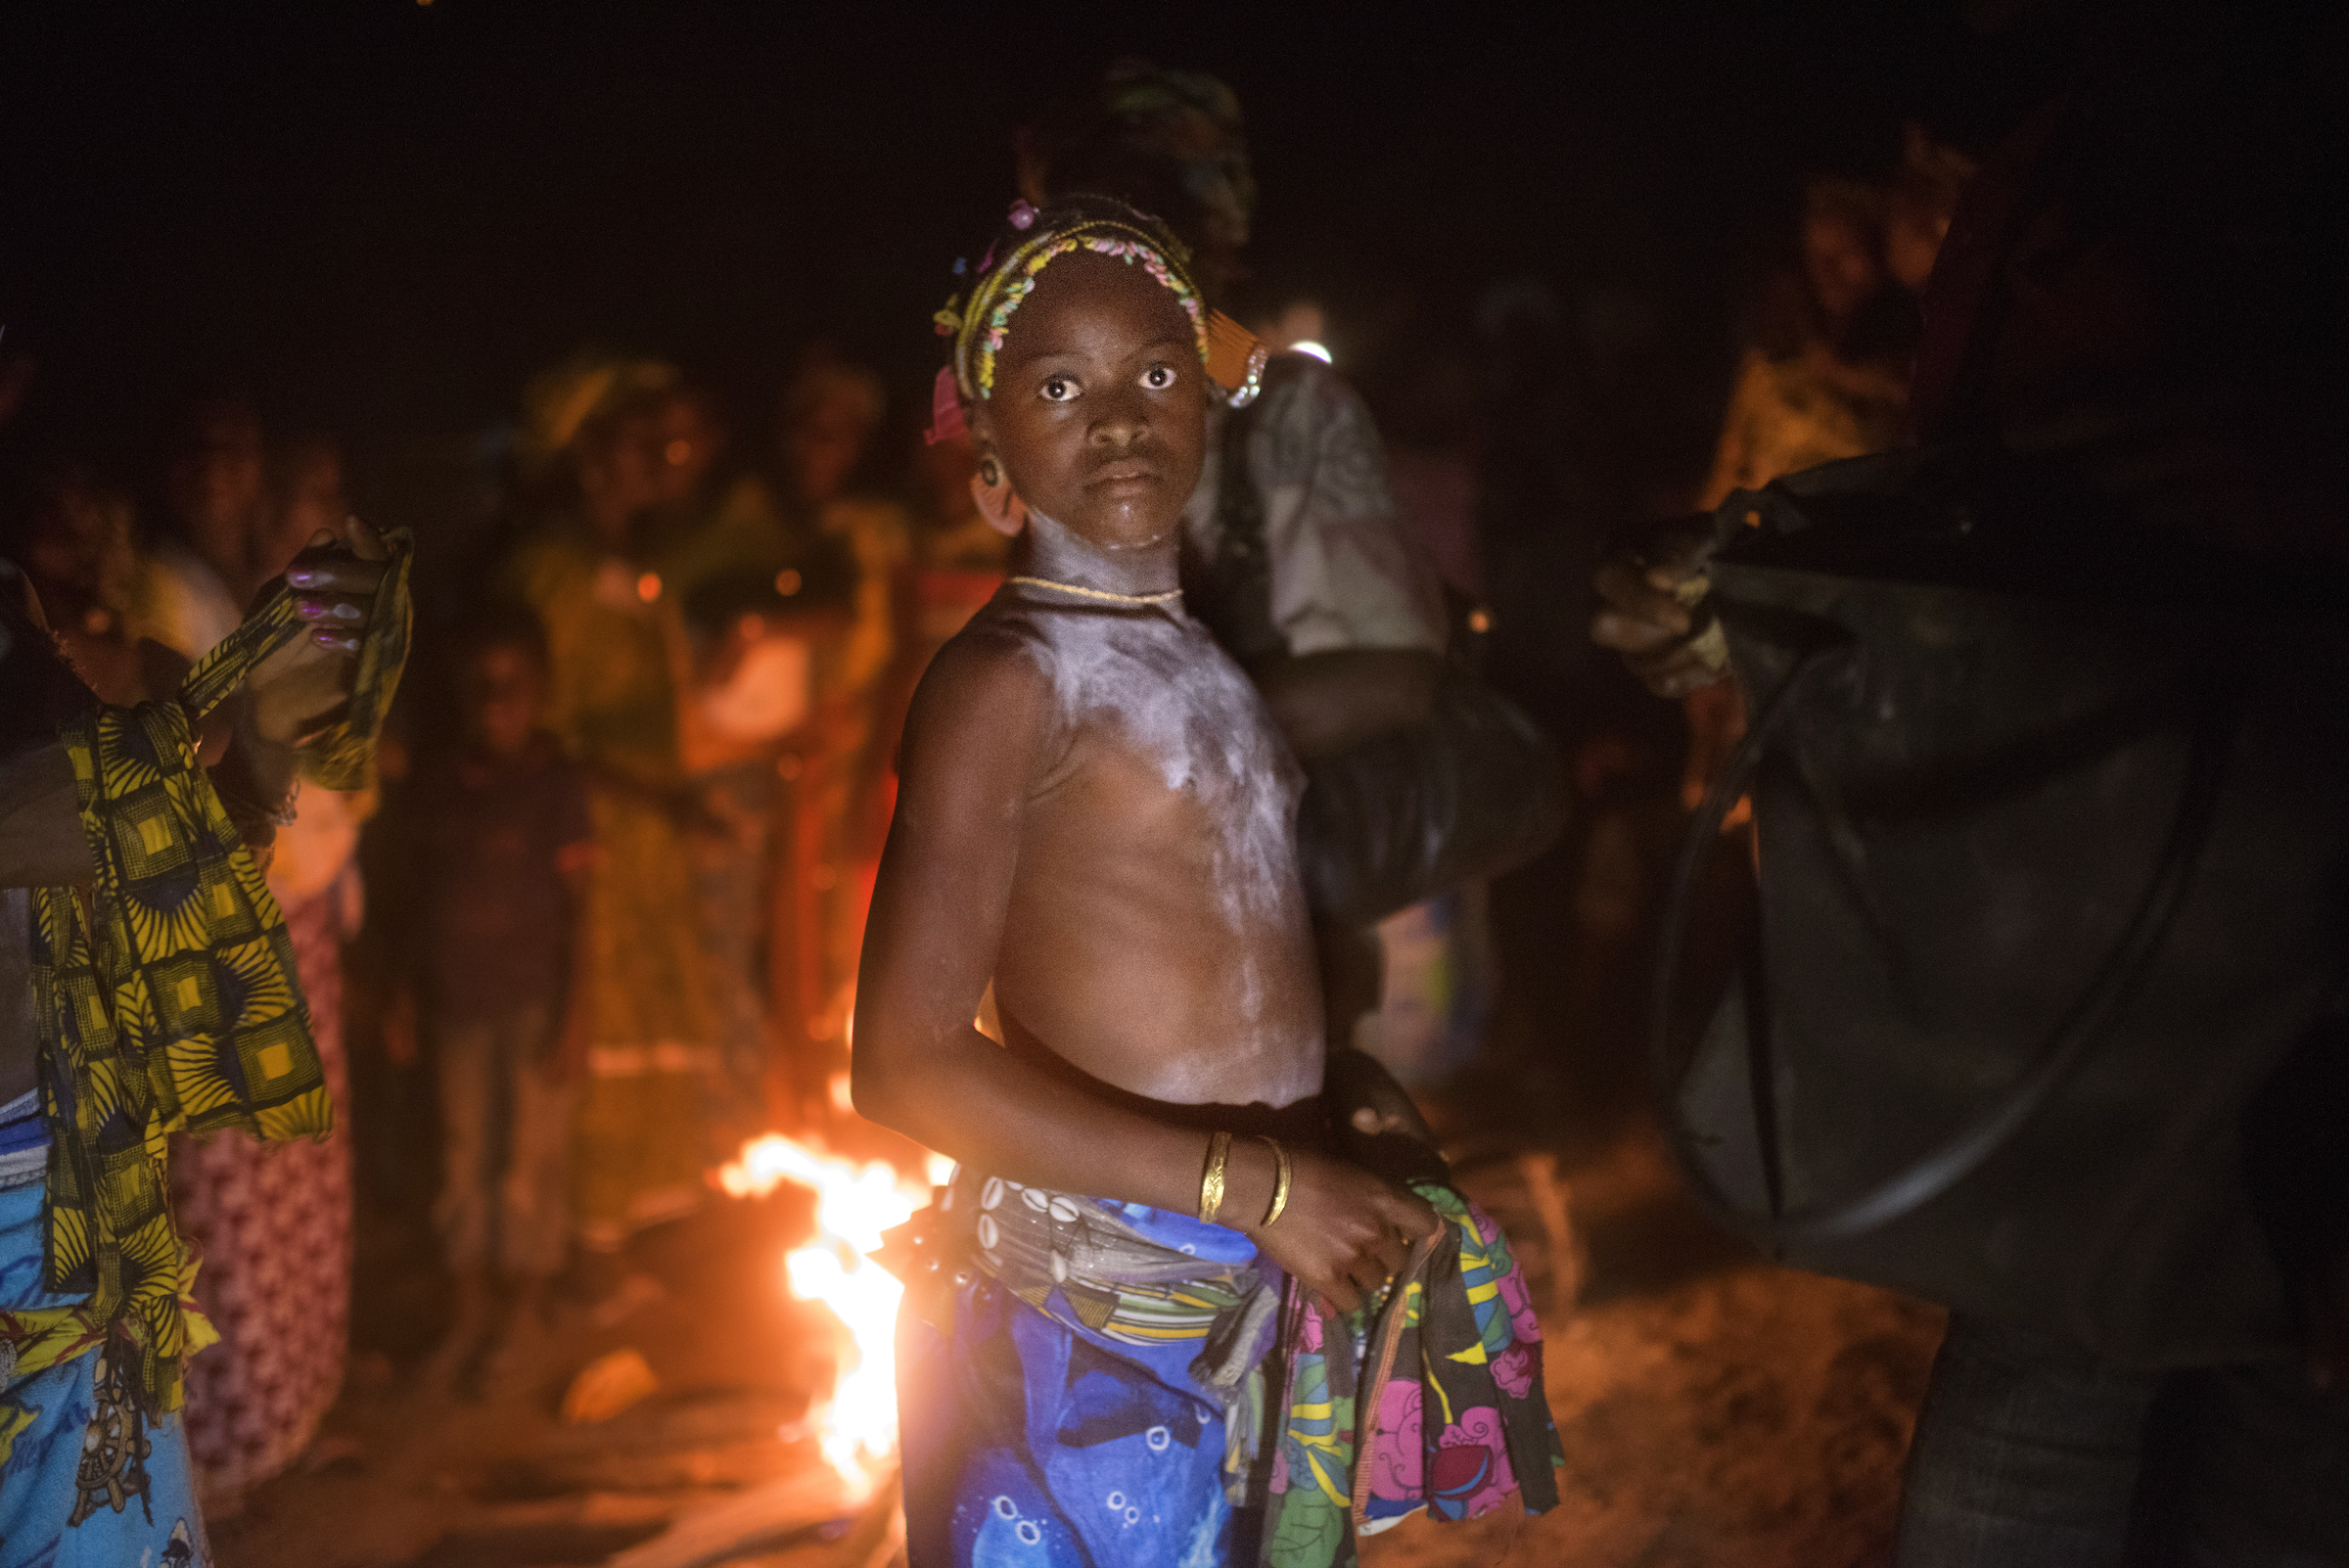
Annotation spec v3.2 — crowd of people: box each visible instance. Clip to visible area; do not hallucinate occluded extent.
[4,11,2342,1565]
[0,46,1996,1542]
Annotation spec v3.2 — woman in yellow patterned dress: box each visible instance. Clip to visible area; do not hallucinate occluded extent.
[501,360,714,1288]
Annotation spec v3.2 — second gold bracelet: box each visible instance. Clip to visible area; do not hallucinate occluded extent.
[1199,1130,1233,1225]
[1258,1135,1293,1228]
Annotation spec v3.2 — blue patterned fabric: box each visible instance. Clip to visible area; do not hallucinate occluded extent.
[0,1175,209,1566]
[898,1189,1266,1568]
[895,1171,1561,1568]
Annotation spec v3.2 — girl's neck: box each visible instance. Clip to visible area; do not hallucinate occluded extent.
[1017,511,1179,598]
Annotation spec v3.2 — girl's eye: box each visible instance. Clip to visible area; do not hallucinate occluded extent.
[1141,364,1176,391]
[1040,376,1078,402]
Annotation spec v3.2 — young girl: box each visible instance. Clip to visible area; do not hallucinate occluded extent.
[853,197,1557,1566]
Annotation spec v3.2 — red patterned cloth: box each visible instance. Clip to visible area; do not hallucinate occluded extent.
[170,866,355,1498]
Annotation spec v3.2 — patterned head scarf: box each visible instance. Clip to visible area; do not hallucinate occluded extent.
[1017,59,1256,260]
[515,352,680,475]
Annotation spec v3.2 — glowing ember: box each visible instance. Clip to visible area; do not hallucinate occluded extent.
[714,1134,954,1487]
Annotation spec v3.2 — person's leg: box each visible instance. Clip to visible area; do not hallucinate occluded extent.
[497,1003,573,1302]
[2173,1359,2349,1566]
[430,1017,499,1371]
[1893,1314,2163,1568]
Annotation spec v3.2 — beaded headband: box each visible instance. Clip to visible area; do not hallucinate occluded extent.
[928,199,1267,441]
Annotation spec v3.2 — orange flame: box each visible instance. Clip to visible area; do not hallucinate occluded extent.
[714,1134,953,1488]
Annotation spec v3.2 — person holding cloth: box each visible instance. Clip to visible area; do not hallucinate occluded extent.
[0,515,407,1562]
[857,197,1558,1568]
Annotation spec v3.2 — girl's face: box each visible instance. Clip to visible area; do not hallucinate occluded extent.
[971,251,1207,552]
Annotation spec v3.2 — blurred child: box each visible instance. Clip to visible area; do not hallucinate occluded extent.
[391,604,594,1387]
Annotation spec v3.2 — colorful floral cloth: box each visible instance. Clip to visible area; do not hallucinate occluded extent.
[1264,1187,1560,1559]
[171,862,356,1496]
[897,1169,1557,1567]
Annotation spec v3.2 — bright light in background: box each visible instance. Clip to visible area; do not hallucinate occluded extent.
[1260,300,1330,363]
[714,1133,953,1490]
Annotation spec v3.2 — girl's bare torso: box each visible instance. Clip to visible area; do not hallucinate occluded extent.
[978,594,1324,1110]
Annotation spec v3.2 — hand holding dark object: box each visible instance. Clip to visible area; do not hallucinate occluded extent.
[1233,1140,1438,1314]
[248,518,391,746]
[1590,512,1733,699]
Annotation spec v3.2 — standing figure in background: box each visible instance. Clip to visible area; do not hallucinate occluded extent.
[1701,176,1916,509]
[137,396,269,662]
[638,378,840,1136]
[0,459,149,705]
[765,357,909,1112]
[639,382,781,1138]
[1683,151,1970,805]
[169,432,368,1510]
[501,356,713,1303]
[391,608,593,1391]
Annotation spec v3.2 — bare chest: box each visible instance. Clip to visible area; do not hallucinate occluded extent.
[1027,613,1304,927]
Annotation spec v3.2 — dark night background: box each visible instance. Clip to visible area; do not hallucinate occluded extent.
[12,12,2349,1561]
[1,2,2045,535]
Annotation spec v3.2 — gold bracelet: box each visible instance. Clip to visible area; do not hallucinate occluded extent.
[1199,1130,1233,1225]
[1258,1135,1293,1228]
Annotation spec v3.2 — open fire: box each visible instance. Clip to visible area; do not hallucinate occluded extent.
[714,1133,953,1490]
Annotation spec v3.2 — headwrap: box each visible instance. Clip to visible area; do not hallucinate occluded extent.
[515,352,680,475]
[1016,59,1257,259]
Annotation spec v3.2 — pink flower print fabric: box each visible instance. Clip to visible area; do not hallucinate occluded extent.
[1260,1182,1562,1564]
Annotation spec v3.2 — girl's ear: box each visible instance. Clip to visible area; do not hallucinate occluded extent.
[971,447,1029,538]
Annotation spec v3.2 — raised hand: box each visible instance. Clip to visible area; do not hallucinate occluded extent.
[248,518,391,744]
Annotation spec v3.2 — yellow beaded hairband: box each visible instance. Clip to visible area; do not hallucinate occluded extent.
[926,200,1269,443]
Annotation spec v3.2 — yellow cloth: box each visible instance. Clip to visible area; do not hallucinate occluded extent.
[10,536,411,1431]
[505,529,714,1245]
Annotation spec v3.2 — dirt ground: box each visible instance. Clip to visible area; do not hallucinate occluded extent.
[210,1116,1944,1568]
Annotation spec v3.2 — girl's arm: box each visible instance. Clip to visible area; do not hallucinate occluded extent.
[852,628,1429,1309]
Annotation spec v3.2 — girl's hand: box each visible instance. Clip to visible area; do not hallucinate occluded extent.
[1237,1145,1439,1314]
